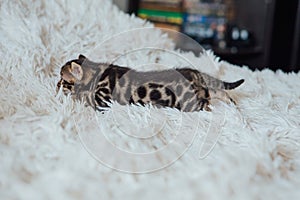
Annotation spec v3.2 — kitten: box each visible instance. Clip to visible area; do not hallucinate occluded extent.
[57,55,244,112]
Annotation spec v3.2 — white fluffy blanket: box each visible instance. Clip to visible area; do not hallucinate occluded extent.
[1,0,300,199]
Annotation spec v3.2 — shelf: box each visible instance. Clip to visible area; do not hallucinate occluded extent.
[213,46,263,56]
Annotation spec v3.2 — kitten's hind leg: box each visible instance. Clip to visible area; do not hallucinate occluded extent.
[194,86,212,111]
[209,89,236,105]
[198,98,212,111]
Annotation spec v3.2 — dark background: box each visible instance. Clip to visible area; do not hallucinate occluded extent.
[127,0,300,72]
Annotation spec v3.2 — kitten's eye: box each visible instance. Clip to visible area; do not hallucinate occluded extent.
[63,79,74,85]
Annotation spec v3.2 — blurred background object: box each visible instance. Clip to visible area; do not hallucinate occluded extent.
[113,0,300,72]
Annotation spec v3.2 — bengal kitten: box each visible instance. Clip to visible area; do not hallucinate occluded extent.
[57,55,244,112]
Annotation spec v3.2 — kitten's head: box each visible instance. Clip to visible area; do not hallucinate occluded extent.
[56,54,87,95]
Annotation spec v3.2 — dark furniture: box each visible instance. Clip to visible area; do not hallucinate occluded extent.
[128,0,300,72]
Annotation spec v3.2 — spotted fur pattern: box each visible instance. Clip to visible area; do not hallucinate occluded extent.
[57,55,244,112]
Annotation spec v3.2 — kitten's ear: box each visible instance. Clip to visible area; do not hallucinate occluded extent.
[70,62,83,81]
[78,54,86,60]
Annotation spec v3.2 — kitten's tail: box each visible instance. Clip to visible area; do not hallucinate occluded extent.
[223,79,245,90]
[200,73,244,90]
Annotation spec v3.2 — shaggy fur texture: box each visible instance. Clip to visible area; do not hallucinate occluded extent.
[1,0,300,199]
